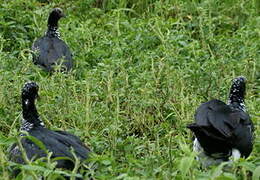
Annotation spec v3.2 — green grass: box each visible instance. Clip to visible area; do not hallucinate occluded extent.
[0,0,259,179]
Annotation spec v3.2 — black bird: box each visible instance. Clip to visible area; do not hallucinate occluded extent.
[9,82,90,178]
[32,8,73,72]
[187,76,254,167]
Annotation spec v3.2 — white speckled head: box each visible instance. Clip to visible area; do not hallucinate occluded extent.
[228,76,247,111]
[50,8,65,19]
[21,81,44,131]
[22,81,39,100]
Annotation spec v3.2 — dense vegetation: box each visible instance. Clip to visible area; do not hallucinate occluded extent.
[0,0,259,179]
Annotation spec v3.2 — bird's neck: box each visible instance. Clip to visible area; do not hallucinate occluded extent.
[47,14,59,29]
[21,98,44,131]
[228,90,246,111]
[46,25,60,38]
[46,14,60,38]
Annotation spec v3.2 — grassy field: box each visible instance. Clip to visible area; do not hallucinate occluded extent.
[0,0,259,179]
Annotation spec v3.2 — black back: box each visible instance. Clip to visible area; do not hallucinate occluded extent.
[9,82,90,178]
[187,99,253,157]
[32,36,73,72]
[32,8,73,72]
[187,76,254,158]
[9,127,90,170]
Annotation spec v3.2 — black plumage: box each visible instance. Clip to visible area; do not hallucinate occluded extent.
[32,8,73,72]
[187,76,254,165]
[9,82,90,177]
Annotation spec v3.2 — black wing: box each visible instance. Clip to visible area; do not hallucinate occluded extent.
[30,127,90,160]
[9,127,90,170]
[9,138,47,164]
[231,111,253,157]
[9,138,47,177]
[32,36,73,72]
[187,99,253,157]
[194,99,240,138]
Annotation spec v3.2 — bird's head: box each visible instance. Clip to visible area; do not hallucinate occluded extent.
[22,81,39,101]
[50,8,65,19]
[228,76,247,110]
[48,8,66,27]
[230,76,246,96]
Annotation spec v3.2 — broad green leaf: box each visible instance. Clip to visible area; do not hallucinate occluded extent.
[179,156,194,176]
[0,134,16,145]
[211,162,229,178]
[239,161,256,172]
[253,166,260,180]
[102,159,112,166]
[20,164,51,172]
[215,172,237,180]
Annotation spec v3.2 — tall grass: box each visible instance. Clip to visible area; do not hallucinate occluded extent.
[0,0,259,179]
